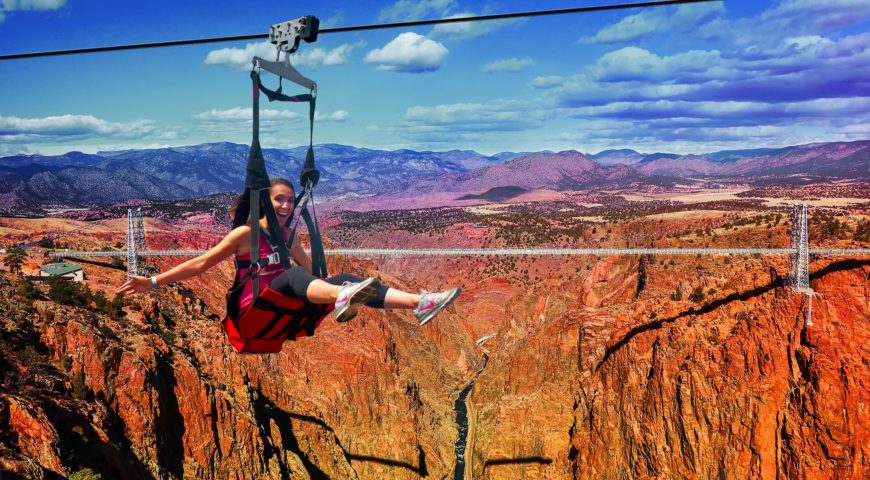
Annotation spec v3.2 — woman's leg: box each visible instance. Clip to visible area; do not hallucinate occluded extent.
[271,269,424,309]
[325,274,420,309]
[269,266,341,304]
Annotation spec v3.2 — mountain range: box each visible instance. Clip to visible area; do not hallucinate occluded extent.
[1,139,868,213]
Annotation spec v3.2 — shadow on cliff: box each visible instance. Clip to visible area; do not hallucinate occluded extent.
[251,391,429,478]
[39,376,157,480]
[250,391,333,479]
[347,446,428,477]
[595,258,869,372]
[484,456,554,468]
[154,350,185,479]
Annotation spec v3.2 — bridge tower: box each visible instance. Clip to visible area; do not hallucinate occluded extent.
[788,204,813,325]
[126,208,146,276]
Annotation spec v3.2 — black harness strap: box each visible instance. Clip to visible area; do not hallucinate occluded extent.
[227,63,329,341]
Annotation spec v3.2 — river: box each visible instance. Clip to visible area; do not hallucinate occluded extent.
[453,353,489,480]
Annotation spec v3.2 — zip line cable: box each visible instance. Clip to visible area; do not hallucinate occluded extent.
[0,0,720,61]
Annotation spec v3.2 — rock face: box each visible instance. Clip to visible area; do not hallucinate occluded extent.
[0,244,867,479]
[0,256,476,479]
[461,255,868,479]
[571,260,869,479]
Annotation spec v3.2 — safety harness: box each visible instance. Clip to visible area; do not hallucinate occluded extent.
[223,19,331,354]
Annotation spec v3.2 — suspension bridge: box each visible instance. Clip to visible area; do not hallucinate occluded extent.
[43,205,870,325]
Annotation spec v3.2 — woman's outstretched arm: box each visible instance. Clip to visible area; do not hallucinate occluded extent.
[117,226,248,294]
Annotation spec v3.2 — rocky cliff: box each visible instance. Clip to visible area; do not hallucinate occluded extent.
[0,254,478,479]
[463,254,868,479]
[1,243,867,479]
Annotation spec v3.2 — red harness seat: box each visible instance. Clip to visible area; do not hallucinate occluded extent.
[223,269,333,354]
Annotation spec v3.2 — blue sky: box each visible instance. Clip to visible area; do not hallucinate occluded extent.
[1,0,869,156]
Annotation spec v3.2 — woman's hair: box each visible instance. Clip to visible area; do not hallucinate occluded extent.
[229,178,295,220]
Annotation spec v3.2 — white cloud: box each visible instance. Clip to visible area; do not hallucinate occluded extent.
[480,57,535,73]
[292,41,365,68]
[315,110,349,122]
[0,0,66,23]
[430,11,521,41]
[192,107,346,139]
[364,32,448,73]
[0,114,156,143]
[531,75,565,89]
[585,2,725,43]
[194,107,303,122]
[2,0,66,10]
[404,100,541,132]
[320,12,346,29]
[195,107,348,123]
[761,0,870,31]
[592,47,724,83]
[0,143,28,156]
[205,41,363,71]
[378,0,454,22]
[204,42,275,71]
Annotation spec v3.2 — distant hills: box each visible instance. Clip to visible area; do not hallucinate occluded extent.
[1,140,867,214]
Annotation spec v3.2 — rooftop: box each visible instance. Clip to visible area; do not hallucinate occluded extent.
[40,262,84,276]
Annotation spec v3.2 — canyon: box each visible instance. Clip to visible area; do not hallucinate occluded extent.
[1,195,867,478]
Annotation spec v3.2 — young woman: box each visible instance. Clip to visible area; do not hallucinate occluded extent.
[118,178,461,326]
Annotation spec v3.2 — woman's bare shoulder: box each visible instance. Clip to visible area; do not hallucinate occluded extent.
[222,225,252,250]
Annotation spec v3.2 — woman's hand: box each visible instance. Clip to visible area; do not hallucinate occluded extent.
[118,275,153,294]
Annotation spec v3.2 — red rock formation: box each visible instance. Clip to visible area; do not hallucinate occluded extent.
[0,255,475,479]
[1,209,867,479]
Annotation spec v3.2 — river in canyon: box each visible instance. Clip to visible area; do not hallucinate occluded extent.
[453,352,489,480]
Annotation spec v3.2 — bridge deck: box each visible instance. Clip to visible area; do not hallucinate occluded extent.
[50,247,870,258]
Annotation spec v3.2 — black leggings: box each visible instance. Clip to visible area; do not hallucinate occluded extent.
[269,266,388,308]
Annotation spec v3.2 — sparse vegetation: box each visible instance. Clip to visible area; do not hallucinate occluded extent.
[71,370,88,400]
[46,277,87,307]
[62,354,73,372]
[855,219,870,243]
[2,244,27,274]
[69,468,102,480]
[689,285,706,303]
[16,279,41,299]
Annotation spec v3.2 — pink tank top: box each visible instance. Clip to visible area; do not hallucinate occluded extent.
[236,231,291,312]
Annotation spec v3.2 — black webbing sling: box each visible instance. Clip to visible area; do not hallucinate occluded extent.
[230,66,329,307]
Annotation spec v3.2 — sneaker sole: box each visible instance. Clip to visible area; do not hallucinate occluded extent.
[419,287,461,326]
[335,278,380,323]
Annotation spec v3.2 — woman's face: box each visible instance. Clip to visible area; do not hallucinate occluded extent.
[270,184,295,223]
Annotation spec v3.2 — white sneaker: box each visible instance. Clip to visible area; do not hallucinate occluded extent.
[414,287,461,325]
[334,277,380,323]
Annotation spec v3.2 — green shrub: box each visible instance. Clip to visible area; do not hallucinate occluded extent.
[160,329,177,345]
[17,345,39,366]
[47,277,86,307]
[93,291,108,311]
[62,354,73,372]
[670,286,683,301]
[71,371,88,400]
[98,324,118,340]
[69,467,102,480]
[689,285,706,303]
[16,279,41,299]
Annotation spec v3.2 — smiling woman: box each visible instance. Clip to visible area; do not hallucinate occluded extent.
[116,40,461,353]
[118,177,462,353]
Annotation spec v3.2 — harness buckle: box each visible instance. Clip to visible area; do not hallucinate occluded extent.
[265,251,281,265]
